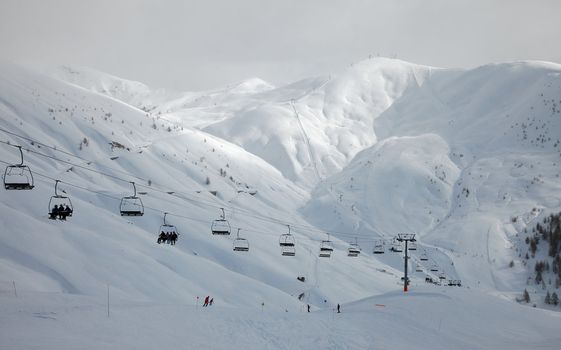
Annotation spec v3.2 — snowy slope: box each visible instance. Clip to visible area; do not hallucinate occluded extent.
[204,58,433,188]
[2,286,560,350]
[304,60,561,295]
[0,62,403,310]
[2,57,561,348]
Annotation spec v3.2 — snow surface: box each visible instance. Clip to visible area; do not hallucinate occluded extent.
[1,57,561,348]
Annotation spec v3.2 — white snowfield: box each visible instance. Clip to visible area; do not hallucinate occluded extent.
[1,57,561,349]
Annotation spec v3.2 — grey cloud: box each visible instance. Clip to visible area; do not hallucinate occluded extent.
[1,0,560,90]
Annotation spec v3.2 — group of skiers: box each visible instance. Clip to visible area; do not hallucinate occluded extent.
[203,295,214,307]
[157,231,178,245]
[49,204,73,220]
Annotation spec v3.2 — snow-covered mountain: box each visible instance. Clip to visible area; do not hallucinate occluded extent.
[1,57,561,349]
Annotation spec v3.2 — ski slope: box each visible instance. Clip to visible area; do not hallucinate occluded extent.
[1,287,560,350]
[1,57,561,348]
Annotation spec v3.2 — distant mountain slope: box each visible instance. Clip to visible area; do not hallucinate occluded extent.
[304,60,561,296]
[204,58,433,187]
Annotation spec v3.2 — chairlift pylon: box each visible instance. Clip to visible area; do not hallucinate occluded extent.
[120,182,144,216]
[4,146,34,190]
[233,228,249,252]
[211,208,231,235]
[48,180,73,220]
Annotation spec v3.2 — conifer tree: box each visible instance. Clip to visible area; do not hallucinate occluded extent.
[523,289,530,303]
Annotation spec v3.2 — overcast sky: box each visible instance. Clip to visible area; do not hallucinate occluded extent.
[1,0,560,91]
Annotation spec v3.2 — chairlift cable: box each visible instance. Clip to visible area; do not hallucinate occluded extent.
[0,138,393,240]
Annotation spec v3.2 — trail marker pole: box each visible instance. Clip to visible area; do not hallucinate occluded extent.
[12,281,17,298]
[107,284,110,318]
[397,233,416,292]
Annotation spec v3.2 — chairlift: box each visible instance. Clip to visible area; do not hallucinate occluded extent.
[415,264,423,272]
[420,252,429,261]
[4,146,34,190]
[281,245,296,256]
[448,279,461,287]
[280,225,296,256]
[373,241,384,254]
[390,238,403,253]
[48,180,73,220]
[347,238,361,257]
[408,242,417,251]
[157,212,179,244]
[430,264,439,272]
[233,228,249,252]
[319,234,333,258]
[211,208,231,235]
[120,182,144,216]
[439,272,446,280]
[159,212,178,233]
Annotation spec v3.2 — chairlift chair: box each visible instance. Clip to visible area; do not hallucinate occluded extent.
[279,225,296,256]
[408,242,417,251]
[439,272,446,280]
[390,239,403,253]
[159,212,178,234]
[430,264,439,272]
[233,228,249,252]
[420,252,429,261]
[120,182,144,216]
[48,180,73,220]
[281,245,296,256]
[415,264,423,272]
[279,225,295,247]
[157,213,179,245]
[211,208,231,235]
[347,238,361,257]
[373,241,385,254]
[4,146,34,190]
[319,234,333,258]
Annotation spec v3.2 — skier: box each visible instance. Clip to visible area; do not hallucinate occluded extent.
[307,304,310,313]
[337,304,340,313]
[60,204,72,220]
[209,298,213,306]
[50,205,59,220]
[203,295,209,307]
[157,231,165,244]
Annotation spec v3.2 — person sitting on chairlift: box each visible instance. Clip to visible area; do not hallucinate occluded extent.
[171,232,178,245]
[61,204,72,220]
[50,205,59,220]
[157,231,166,244]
